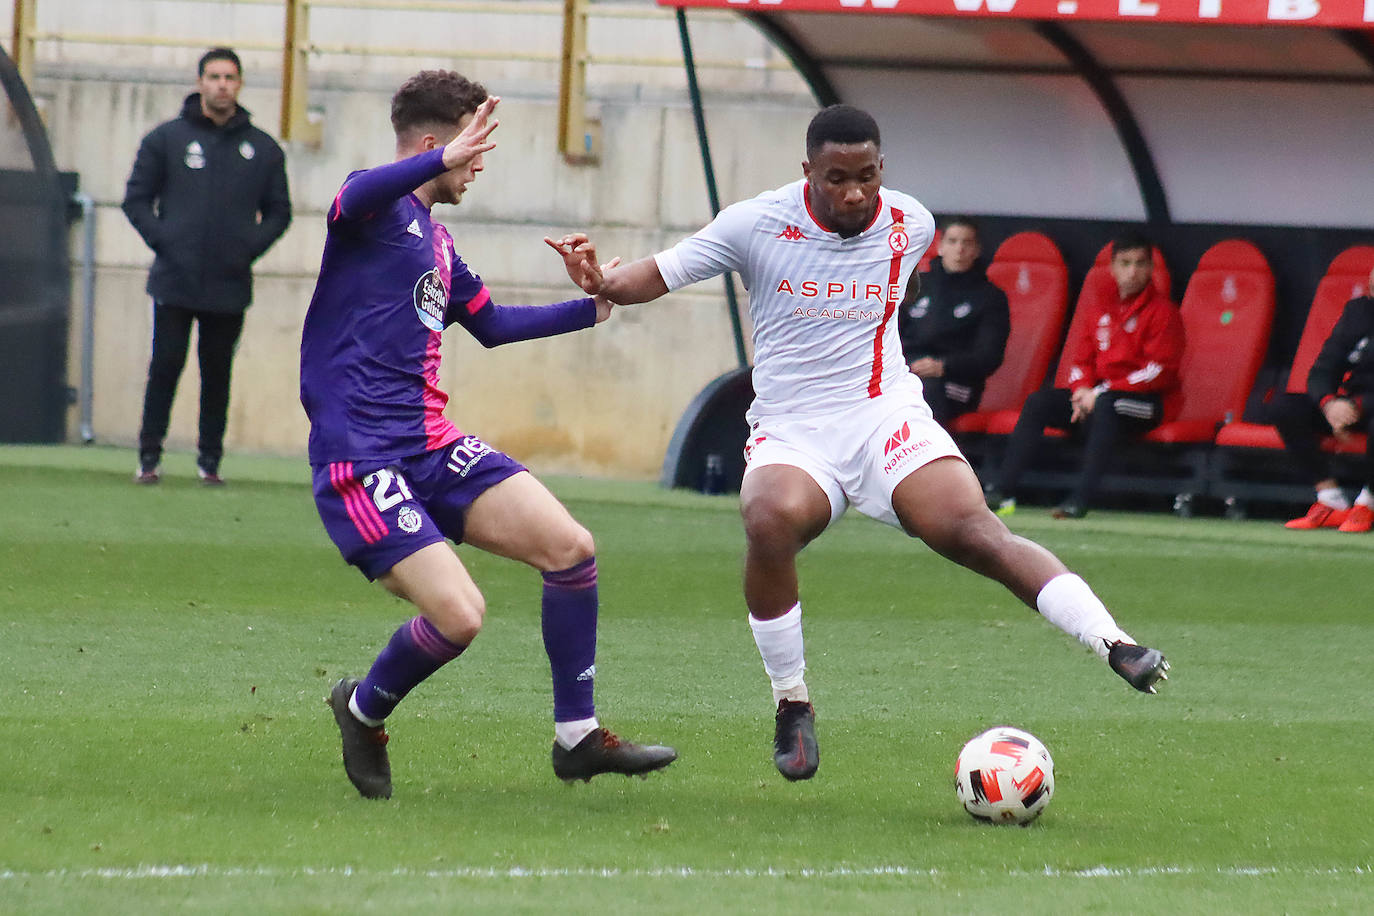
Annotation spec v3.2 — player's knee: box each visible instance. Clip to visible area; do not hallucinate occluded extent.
[929,508,1007,567]
[427,589,486,645]
[543,524,595,573]
[741,497,809,550]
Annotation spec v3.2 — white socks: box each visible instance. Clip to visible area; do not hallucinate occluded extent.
[555,717,600,751]
[1036,573,1131,659]
[1354,487,1373,508]
[348,687,384,728]
[749,603,809,703]
[1317,486,1350,510]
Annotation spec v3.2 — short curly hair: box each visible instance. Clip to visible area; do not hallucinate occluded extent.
[805,104,881,159]
[390,70,488,137]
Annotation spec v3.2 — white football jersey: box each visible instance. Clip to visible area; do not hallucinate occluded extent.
[656,178,935,418]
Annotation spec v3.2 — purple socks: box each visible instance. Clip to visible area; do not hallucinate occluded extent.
[541,557,599,723]
[352,557,599,724]
[353,615,466,722]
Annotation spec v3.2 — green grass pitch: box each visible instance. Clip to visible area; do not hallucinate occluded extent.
[1,445,1369,913]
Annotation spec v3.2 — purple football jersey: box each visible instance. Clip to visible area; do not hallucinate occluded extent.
[299,153,481,463]
[301,149,595,465]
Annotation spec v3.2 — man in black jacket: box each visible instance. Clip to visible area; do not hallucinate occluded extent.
[897,217,1010,427]
[123,47,291,484]
[1275,264,1374,533]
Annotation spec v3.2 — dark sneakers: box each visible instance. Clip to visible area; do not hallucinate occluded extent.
[133,465,161,485]
[1107,641,1170,694]
[197,467,225,486]
[327,678,392,799]
[551,728,677,783]
[773,699,819,781]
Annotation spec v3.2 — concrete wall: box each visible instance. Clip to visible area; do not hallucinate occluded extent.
[17,0,815,477]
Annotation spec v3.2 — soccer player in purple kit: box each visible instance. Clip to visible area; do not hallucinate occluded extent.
[302,70,675,799]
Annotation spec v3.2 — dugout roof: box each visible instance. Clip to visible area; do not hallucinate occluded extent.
[662,0,1374,228]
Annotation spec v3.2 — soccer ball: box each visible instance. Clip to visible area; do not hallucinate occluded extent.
[954,726,1055,825]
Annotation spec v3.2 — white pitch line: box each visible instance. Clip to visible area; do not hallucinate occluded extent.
[0,864,1369,881]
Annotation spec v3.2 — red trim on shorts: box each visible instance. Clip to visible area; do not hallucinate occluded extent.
[330,461,388,544]
[869,205,904,398]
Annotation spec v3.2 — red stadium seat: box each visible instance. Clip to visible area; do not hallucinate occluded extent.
[1143,240,1274,443]
[951,232,1068,434]
[982,242,1171,436]
[1214,245,1374,455]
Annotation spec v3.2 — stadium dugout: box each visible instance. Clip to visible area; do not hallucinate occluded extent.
[0,44,73,445]
[659,0,1374,515]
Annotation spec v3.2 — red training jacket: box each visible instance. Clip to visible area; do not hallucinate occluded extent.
[1065,283,1186,420]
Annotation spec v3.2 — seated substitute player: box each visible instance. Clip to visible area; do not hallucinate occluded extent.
[897,216,1010,427]
[303,70,675,800]
[982,234,1184,520]
[546,105,1169,784]
[1275,263,1374,533]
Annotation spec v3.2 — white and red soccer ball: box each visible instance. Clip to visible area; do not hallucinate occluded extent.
[954,726,1055,825]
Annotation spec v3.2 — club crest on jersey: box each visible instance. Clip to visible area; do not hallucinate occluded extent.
[888,223,909,254]
[413,268,447,331]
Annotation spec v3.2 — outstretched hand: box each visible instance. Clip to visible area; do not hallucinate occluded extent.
[545,234,621,324]
[544,233,619,296]
[442,96,500,171]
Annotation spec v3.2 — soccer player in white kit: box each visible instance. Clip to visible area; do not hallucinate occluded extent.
[547,105,1169,782]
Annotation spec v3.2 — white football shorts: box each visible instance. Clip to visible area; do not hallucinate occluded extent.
[742,387,967,529]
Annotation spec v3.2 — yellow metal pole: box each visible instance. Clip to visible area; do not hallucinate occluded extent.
[12,0,38,87]
[557,0,596,164]
[281,0,322,145]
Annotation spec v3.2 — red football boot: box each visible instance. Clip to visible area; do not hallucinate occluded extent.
[1284,502,1349,530]
[1337,504,1373,533]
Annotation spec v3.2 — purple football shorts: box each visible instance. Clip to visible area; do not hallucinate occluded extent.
[312,434,525,580]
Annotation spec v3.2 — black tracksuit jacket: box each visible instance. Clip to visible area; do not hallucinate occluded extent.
[897,259,1011,404]
[1308,295,1374,410]
[122,94,291,313]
